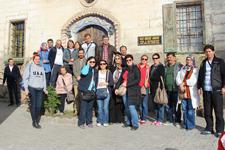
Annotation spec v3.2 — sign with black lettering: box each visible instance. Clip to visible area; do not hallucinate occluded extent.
[138,36,162,45]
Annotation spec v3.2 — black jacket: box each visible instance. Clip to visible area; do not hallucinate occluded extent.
[197,56,225,91]
[78,66,98,92]
[3,65,21,85]
[48,46,64,69]
[149,63,165,96]
[116,64,141,106]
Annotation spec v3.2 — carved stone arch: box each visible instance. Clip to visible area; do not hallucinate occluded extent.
[61,8,120,49]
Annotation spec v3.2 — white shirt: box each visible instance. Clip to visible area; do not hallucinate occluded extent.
[9,65,13,72]
[81,42,96,59]
[204,60,212,91]
[97,71,107,89]
[54,48,63,65]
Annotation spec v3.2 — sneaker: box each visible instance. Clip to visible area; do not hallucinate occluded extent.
[151,121,157,125]
[79,125,85,129]
[122,124,130,128]
[155,121,163,126]
[215,132,222,138]
[87,124,93,128]
[59,112,64,116]
[103,123,109,127]
[140,120,146,124]
[96,123,102,127]
[164,122,173,126]
[130,126,139,131]
[201,130,212,135]
[175,123,181,128]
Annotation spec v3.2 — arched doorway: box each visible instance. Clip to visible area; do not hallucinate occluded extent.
[61,9,120,49]
[76,25,108,46]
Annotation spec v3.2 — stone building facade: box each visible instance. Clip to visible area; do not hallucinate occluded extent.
[0,0,224,71]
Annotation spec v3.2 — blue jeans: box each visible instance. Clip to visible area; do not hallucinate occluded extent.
[128,105,139,128]
[78,99,95,126]
[154,103,165,122]
[165,91,181,123]
[140,94,149,121]
[122,93,139,128]
[28,86,43,123]
[122,94,130,125]
[97,94,110,124]
[182,99,195,129]
[50,64,61,87]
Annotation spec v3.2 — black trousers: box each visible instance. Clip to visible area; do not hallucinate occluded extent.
[59,94,67,113]
[7,82,20,105]
[203,91,224,133]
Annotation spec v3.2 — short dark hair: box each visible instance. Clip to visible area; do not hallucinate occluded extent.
[8,58,13,62]
[102,35,109,39]
[98,60,108,70]
[141,54,148,59]
[84,33,91,38]
[166,52,176,57]
[120,45,127,51]
[152,53,160,59]
[60,66,67,73]
[78,49,85,53]
[67,40,75,49]
[125,54,133,60]
[204,44,215,52]
[47,39,53,42]
[86,56,96,68]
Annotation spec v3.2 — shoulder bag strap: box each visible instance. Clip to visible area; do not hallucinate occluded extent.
[85,42,93,57]
[62,78,68,92]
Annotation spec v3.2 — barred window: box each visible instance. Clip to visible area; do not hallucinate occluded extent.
[176,4,203,52]
[10,21,25,58]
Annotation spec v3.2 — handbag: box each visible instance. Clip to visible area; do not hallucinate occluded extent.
[154,76,168,104]
[62,78,75,104]
[117,85,126,96]
[80,90,96,101]
[141,86,147,95]
[96,88,108,99]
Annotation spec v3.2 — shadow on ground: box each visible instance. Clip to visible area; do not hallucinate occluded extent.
[0,102,18,124]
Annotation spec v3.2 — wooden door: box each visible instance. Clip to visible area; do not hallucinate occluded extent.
[76,25,107,47]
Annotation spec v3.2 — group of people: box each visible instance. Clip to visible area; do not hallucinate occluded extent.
[2,33,225,136]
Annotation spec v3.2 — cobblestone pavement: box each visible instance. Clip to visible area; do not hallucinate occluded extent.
[0,102,218,150]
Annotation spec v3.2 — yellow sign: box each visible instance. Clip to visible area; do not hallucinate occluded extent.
[138,36,162,45]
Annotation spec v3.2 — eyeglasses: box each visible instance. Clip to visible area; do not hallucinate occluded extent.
[100,63,106,65]
[115,58,121,60]
[126,59,132,62]
[152,57,159,60]
[141,58,148,61]
[89,61,96,64]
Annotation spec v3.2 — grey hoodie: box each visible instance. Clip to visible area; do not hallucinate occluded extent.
[23,63,46,92]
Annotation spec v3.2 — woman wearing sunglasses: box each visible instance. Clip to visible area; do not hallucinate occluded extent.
[115,54,141,130]
[78,56,98,129]
[96,60,114,127]
[137,55,150,124]
[149,53,165,126]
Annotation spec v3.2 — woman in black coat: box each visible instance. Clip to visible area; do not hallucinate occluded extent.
[109,54,124,124]
[149,53,165,125]
[115,54,141,130]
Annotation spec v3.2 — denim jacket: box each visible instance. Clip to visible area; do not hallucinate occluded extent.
[39,50,51,73]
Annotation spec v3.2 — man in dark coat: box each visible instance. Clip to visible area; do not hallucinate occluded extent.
[3,58,22,106]
[96,35,117,69]
[197,44,225,137]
